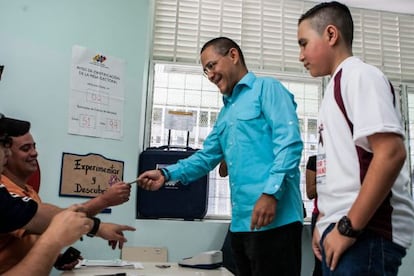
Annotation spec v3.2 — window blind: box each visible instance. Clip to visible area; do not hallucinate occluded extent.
[400,15,414,81]
[152,0,414,82]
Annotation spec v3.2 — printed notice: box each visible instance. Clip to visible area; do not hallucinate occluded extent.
[68,45,125,139]
[164,110,196,131]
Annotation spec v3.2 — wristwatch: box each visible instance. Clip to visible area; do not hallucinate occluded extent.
[337,216,362,238]
[87,217,101,237]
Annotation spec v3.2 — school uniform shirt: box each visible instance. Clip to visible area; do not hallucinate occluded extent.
[317,56,414,248]
[0,184,37,233]
[167,72,304,232]
[0,175,42,274]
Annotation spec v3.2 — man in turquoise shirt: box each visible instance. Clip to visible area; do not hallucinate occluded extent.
[138,37,303,276]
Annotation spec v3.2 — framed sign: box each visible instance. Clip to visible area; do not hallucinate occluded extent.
[59,152,124,198]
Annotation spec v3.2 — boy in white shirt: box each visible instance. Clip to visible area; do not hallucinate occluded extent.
[297,2,414,275]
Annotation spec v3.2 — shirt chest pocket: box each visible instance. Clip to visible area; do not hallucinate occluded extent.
[236,106,260,120]
[235,105,266,142]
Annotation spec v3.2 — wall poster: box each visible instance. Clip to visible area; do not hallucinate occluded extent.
[68,45,125,140]
[59,152,124,198]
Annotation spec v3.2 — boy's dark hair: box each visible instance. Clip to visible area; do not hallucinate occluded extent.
[201,37,246,68]
[298,1,353,49]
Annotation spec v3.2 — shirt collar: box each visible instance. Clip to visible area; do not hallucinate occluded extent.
[222,72,255,105]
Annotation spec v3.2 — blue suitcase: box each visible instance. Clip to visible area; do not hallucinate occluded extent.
[136,145,209,220]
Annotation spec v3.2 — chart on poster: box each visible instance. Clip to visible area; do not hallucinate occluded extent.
[68,45,125,140]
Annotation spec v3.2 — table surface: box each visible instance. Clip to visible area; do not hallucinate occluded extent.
[61,262,234,275]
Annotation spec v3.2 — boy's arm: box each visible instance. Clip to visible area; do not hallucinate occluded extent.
[306,168,317,199]
[324,132,406,270]
[348,132,406,230]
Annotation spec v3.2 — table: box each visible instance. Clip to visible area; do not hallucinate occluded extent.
[61,262,234,275]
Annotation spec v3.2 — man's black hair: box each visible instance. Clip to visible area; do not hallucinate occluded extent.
[201,37,246,68]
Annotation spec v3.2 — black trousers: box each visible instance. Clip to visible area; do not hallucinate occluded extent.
[230,222,302,276]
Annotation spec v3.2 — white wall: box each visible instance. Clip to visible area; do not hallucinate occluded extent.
[0,0,231,272]
[1,1,413,276]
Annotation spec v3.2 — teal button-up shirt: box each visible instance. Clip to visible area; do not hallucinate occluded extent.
[167,72,303,232]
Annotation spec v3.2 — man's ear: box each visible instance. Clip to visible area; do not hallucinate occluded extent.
[228,47,239,64]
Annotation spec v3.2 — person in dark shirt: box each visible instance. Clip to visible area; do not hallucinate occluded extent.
[0,114,92,275]
[0,114,135,275]
[0,115,38,232]
[0,183,38,232]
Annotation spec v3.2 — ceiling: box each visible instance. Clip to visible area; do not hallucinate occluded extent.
[308,0,414,15]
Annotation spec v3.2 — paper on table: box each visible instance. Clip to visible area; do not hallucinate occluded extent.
[77,259,144,269]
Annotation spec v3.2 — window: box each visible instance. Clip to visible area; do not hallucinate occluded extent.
[149,63,321,217]
[146,0,414,219]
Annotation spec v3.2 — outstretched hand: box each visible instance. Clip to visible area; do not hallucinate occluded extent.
[96,223,136,249]
[137,170,165,191]
[100,182,131,206]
